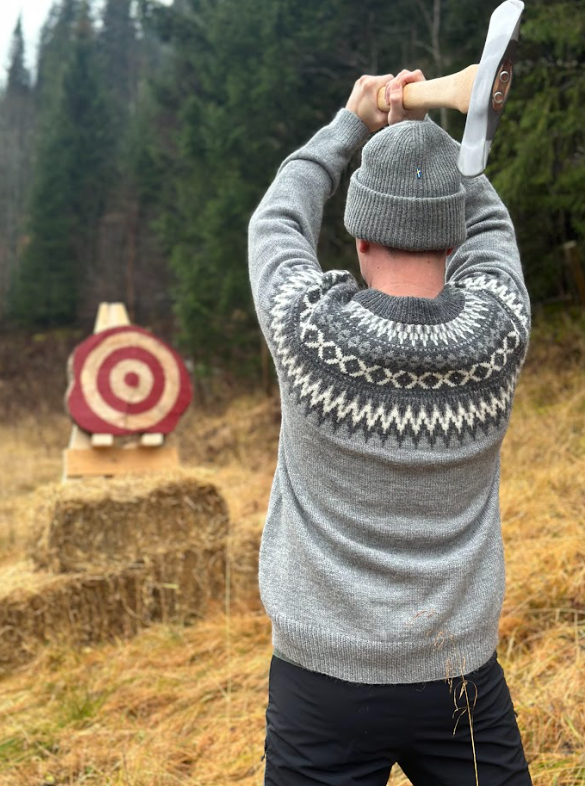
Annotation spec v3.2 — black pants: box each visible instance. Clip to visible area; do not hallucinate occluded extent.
[263,650,533,785]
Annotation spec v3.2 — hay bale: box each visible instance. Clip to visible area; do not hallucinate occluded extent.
[0,543,227,676]
[226,523,261,613]
[27,470,229,574]
[0,469,251,675]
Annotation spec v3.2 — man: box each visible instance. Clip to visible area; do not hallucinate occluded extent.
[248,69,533,786]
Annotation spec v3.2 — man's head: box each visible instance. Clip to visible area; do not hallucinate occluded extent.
[344,118,466,258]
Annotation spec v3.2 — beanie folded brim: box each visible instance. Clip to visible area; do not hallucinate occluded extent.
[344,172,467,252]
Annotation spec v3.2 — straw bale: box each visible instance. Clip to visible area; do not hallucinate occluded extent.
[0,542,227,676]
[225,521,261,613]
[27,470,229,574]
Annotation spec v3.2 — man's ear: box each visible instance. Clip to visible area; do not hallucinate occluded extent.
[357,239,370,254]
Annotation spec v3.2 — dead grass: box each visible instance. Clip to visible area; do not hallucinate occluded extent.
[0,310,584,784]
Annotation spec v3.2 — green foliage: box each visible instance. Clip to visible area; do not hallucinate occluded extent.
[8,6,115,327]
[99,0,138,134]
[6,17,30,95]
[2,0,584,359]
[36,0,82,116]
[146,0,530,362]
[489,0,585,300]
[0,18,34,319]
[145,0,463,360]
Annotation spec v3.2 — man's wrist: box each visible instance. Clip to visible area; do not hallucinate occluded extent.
[334,108,371,149]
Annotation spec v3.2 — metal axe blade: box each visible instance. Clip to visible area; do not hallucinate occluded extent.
[458,0,525,177]
[375,0,525,177]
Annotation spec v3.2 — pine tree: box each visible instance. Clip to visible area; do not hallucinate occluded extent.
[6,17,30,94]
[0,18,34,320]
[88,0,171,324]
[8,4,115,327]
[99,0,139,130]
[36,0,82,115]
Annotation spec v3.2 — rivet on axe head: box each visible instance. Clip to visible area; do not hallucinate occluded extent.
[376,0,525,178]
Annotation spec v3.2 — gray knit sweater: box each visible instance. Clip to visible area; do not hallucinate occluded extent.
[247,108,531,684]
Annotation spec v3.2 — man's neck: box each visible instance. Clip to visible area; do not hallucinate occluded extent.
[367,252,446,299]
[357,243,449,299]
[370,279,445,298]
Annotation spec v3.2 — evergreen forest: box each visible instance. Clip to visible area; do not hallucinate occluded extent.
[0,0,584,371]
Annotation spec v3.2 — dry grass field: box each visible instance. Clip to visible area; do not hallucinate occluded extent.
[0,308,584,785]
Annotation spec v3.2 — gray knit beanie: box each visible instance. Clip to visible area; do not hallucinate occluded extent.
[344,118,466,251]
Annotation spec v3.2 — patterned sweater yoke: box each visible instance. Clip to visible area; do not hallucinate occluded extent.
[247,109,531,685]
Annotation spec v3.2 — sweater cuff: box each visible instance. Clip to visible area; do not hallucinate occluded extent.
[331,108,372,152]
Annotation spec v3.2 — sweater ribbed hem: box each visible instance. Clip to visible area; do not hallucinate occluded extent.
[271,611,500,685]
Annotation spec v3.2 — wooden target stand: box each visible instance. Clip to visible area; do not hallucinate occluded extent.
[64,303,180,480]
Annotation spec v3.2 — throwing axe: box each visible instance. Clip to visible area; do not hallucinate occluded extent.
[377,0,525,177]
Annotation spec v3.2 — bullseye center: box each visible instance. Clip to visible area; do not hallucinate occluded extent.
[124,371,140,388]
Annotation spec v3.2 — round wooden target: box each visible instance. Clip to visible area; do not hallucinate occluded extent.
[66,326,193,435]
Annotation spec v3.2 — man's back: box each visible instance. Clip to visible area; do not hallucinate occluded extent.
[256,241,529,684]
[251,71,533,786]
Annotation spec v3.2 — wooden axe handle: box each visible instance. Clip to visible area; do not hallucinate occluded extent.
[377,65,479,115]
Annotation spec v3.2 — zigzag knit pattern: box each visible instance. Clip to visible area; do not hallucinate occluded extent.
[269,266,530,447]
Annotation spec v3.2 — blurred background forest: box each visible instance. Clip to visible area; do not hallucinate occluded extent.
[0,0,584,373]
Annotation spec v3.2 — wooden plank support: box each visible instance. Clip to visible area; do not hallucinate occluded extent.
[94,302,130,333]
[91,434,115,448]
[140,433,165,448]
[64,445,179,478]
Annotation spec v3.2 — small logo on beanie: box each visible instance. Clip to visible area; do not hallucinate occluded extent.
[416,166,422,179]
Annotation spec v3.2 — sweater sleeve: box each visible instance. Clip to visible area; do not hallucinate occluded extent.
[446,172,531,336]
[248,108,370,342]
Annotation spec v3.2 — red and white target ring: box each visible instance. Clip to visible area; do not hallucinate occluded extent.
[67,326,193,435]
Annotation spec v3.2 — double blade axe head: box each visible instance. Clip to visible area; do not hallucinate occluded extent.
[458,0,525,178]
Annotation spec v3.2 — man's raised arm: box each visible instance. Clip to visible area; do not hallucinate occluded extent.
[446,173,531,331]
[247,75,393,341]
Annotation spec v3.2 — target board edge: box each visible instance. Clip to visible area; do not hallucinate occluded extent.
[66,326,193,436]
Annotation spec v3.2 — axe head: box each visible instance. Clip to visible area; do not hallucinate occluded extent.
[458,0,524,178]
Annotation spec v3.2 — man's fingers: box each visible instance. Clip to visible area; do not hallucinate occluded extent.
[346,73,398,131]
[378,73,395,86]
[376,73,394,104]
[389,83,404,122]
[385,76,403,107]
[402,68,426,85]
[368,68,427,125]
[390,85,403,106]
[353,71,423,118]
